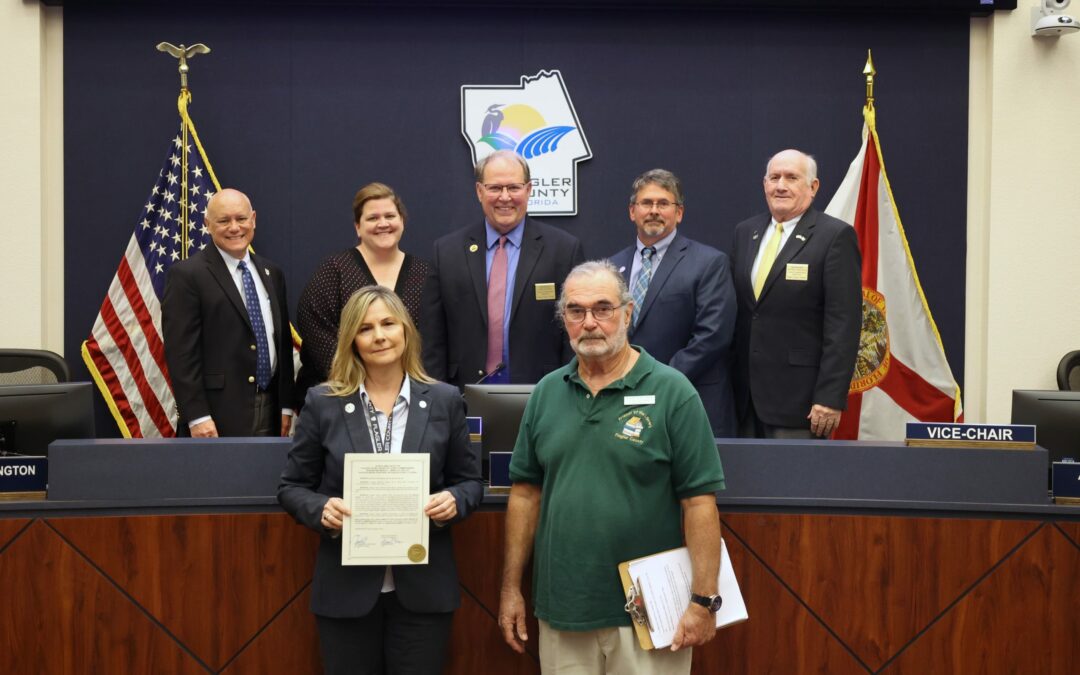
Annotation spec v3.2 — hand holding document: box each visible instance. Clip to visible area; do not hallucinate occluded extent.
[341,453,430,566]
[619,539,748,650]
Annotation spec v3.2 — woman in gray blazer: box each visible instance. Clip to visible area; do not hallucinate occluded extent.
[278,285,482,675]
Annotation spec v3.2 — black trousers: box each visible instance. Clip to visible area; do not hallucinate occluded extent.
[315,592,454,675]
[738,398,817,440]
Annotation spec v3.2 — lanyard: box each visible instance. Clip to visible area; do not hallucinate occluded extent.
[364,395,394,454]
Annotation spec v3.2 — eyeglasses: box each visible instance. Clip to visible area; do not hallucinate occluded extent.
[563,303,626,323]
[633,199,680,211]
[482,183,528,197]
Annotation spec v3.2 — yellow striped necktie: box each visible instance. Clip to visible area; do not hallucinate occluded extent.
[753,221,784,300]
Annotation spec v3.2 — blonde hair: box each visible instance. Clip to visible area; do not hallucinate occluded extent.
[325,286,434,397]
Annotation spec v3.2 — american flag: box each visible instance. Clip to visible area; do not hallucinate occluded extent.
[81,127,218,438]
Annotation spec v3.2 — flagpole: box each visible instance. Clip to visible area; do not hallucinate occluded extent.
[156,42,214,260]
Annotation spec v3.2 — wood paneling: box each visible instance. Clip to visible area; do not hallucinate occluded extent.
[2,509,1077,674]
[692,532,868,675]
[0,521,205,675]
[722,512,1039,670]
[48,513,318,670]
[221,587,322,675]
[0,516,30,551]
[882,524,1080,674]
[452,511,540,659]
[445,583,541,675]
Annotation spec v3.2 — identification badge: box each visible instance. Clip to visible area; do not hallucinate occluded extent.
[535,282,556,301]
[624,395,655,405]
[786,263,808,281]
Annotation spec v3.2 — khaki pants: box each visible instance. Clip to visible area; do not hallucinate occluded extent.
[538,620,693,675]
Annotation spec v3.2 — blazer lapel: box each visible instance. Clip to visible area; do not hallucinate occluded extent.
[249,252,282,338]
[509,220,542,327]
[205,249,252,330]
[401,379,430,454]
[758,210,816,303]
[465,225,489,324]
[341,392,375,454]
[637,234,686,324]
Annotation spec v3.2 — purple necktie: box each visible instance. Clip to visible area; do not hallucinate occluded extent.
[486,236,508,375]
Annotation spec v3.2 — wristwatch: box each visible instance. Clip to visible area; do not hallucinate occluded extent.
[689,592,723,613]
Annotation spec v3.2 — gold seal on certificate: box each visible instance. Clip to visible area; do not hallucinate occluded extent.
[408,544,427,563]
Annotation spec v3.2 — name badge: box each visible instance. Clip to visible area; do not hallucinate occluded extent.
[786,263,808,281]
[624,395,655,405]
[535,282,556,301]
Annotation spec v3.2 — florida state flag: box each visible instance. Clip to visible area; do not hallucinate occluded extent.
[824,106,963,440]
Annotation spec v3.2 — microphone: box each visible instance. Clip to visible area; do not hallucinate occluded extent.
[475,362,505,384]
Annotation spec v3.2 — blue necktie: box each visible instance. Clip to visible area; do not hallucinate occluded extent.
[631,247,655,327]
[238,260,272,390]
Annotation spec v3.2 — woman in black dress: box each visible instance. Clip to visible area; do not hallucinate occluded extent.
[295,182,434,401]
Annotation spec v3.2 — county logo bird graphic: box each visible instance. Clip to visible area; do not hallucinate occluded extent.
[477,103,577,159]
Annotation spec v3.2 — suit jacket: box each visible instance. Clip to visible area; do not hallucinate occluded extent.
[423,218,586,388]
[162,247,294,436]
[277,379,482,617]
[609,233,737,437]
[731,208,862,428]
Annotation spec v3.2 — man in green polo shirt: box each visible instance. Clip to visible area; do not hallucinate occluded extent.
[499,260,726,674]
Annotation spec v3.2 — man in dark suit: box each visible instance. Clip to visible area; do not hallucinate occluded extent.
[609,169,737,437]
[163,188,294,437]
[731,149,862,439]
[423,150,585,388]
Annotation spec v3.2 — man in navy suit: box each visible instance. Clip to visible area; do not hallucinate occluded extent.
[163,188,294,437]
[423,150,585,388]
[609,169,737,436]
[731,149,862,439]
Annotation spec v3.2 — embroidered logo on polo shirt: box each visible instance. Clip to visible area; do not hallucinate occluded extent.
[615,409,653,444]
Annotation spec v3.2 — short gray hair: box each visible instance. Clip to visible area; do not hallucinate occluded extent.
[629,168,683,205]
[475,150,531,183]
[557,260,633,317]
[764,150,818,186]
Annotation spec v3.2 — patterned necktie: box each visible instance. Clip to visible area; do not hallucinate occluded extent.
[631,246,656,327]
[753,221,784,300]
[238,260,272,390]
[485,236,508,376]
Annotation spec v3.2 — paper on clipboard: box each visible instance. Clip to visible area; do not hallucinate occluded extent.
[618,538,748,650]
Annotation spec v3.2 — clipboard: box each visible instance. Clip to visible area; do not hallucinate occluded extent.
[618,538,748,650]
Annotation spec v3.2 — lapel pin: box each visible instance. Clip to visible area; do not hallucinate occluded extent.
[419,400,428,409]
[752,233,761,240]
[345,403,355,414]
[469,244,479,253]
[264,268,270,276]
[618,266,626,274]
[796,234,806,241]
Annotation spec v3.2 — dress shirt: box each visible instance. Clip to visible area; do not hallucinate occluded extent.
[485,220,524,376]
[749,213,804,286]
[629,228,678,293]
[359,377,411,593]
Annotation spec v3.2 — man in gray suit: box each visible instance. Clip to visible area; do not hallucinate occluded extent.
[609,169,737,436]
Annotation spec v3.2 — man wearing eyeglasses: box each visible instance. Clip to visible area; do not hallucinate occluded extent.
[609,169,737,437]
[731,149,862,439]
[500,260,725,674]
[424,149,585,389]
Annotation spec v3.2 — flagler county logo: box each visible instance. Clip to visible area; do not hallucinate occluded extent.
[851,287,890,393]
[461,69,592,216]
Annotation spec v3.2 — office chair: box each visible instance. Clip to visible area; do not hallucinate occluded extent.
[1057,350,1080,391]
[0,349,71,385]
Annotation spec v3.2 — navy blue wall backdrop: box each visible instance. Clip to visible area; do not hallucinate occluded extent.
[63,4,969,436]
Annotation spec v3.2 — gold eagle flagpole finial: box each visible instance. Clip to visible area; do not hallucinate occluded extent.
[156,42,211,91]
